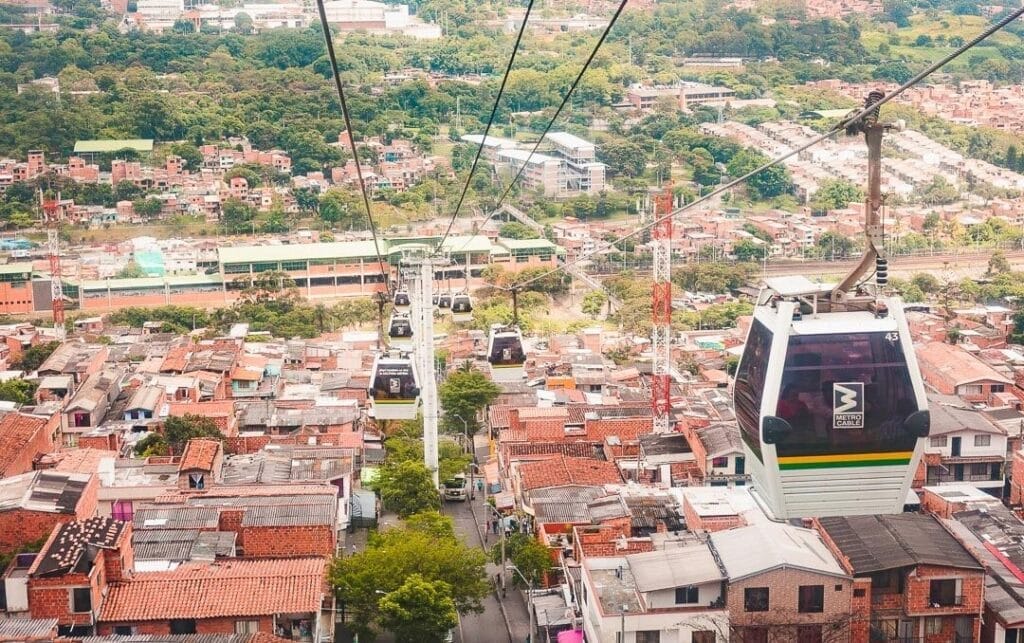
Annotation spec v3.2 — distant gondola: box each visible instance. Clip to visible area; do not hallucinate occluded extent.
[487,323,525,382]
[393,290,411,313]
[388,313,413,350]
[368,353,420,420]
[451,294,473,323]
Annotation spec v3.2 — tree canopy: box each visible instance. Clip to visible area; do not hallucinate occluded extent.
[438,364,500,437]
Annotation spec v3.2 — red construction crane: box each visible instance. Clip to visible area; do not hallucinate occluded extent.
[651,182,674,434]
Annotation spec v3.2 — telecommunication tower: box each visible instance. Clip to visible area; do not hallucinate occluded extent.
[41,192,66,339]
[651,182,674,434]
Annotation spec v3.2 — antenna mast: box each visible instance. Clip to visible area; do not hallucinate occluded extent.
[651,182,674,434]
[41,191,65,339]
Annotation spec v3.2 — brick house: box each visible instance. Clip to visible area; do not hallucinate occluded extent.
[0,471,97,555]
[0,411,61,479]
[177,438,224,491]
[95,557,327,639]
[24,516,133,637]
[817,514,985,643]
[916,341,1015,404]
[710,522,854,643]
[922,395,1007,492]
[680,422,749,487]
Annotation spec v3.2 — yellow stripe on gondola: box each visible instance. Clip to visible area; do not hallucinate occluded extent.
[372,399,418,404]
[777,451,914,470]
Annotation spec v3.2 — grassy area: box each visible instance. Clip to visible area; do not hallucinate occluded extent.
[861,13,1020,67]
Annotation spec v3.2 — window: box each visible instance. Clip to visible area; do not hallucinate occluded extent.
[992,384,1006,393]
[71,587,91,613]
[113,626,134,635]
[971,463,989,477]
[692,632,715,643]
[170,620,197,634]
[929,579,962,607]
[930,436,948,447]
[961,384,983,396]
[711,456,729,468]
[796,625,823,643]
[798,585,824,613]
[869,569,903,594]
[188,473,205,490]
[744,587,769,612]
[853,588,866,598]
[235,620,259,634]
[975,434,991,447]
[925,617,943,635]
[635,632,660,643]
[734,320,773,460]
[675,585,699,604]
[111,500,134,522]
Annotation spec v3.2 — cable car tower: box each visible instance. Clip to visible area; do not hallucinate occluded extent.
[41,192,65,340]
[733,92,929,520]
[651,183,674,434]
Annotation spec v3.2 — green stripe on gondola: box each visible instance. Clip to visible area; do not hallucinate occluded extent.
[779,457,911,470]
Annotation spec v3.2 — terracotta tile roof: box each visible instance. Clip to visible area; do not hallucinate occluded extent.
[916,341,1013,389]
[522,418,569,441]
[519,455,622,491]
[99,557,326,622]
[489,405,511,430]
[160,345,190,373]
[505,442,600,459]
[0,412,49,476]
[179,439,221,472]
[49,448,118,474]
[585,417,652,442]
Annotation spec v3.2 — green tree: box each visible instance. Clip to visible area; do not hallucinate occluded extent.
[14,341,60,372]
[0,378,37,404]
[498,222,540,240]
[169,143,203,170]
[293,187,320,213]
[491,532,550,588]
[1011,309,1024,344]
[132,197,163,219]
[438,365,500,437]
[117,260,146,278]
[598,140,646,178]
[733,239,767,261]
[817,232,857,260]
[379,574,458,643]
[919,176,959,205]
[375,460,439,518]
[910,273,941,294]
[329,512,488,638]
[581,289,607,318]
[988,250,1012,275]
[221,197,255,234]
[810,179,864,213]
[727,149,792,199]
[135,413,222,457]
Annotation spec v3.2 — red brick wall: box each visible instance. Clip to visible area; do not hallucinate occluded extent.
[0,416,56,478]
[28,566,99,627]
[903,564,985,618]
[920,488,961,519]
[79,432,122,452]
[75,473,100,520]
[681,423,709,478]
[727,568,853,638]
[849,578,872,643]
[1012,450,1024,506]
[682,496,744,532]
[97,615,275,636]
[239,524,334,558]
[0,509,73,554]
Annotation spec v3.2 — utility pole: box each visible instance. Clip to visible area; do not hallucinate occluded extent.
[651,182,674,434]
[41,191,65,340]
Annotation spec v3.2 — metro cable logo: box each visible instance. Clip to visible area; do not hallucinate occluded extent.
[833,382,865,429]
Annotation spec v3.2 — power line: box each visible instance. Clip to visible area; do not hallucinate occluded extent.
[499,4,1024,293]
[314,0,392,298]
[491,0,629,212]
[435,0,537,251]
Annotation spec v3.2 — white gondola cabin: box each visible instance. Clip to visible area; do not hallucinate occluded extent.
[451,294,473,323]
[393,290,411,313]
[368,354,420,420]
[487,323,525,382]
[388,313,413,350]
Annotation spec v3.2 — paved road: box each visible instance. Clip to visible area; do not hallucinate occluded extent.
[445,497,532,643]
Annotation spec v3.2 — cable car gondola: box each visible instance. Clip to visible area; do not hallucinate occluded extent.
[388,313,413,350]
[393,289,411,313]
[368,353,420,420]
[487,323,525,382]
[732,94,929,520]
[438,293,452,310]
[451,294,473,323]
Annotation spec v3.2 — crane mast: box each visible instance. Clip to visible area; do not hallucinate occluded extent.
[41,192,65,340]
[651,183,674,434]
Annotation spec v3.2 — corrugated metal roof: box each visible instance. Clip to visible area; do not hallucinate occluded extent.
[0,617,57,639]
[134,506,220,530]
[817,514,983,575]
[218,240,387,265]
[711,522,848,582]
[241,502,336,527]
[627,544,724,591]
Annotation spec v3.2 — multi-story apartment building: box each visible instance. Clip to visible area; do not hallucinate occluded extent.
[922,395,1008,492]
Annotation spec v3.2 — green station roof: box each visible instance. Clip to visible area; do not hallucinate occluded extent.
[74,139,155,153]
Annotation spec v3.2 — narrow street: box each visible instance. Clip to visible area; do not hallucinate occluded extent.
[445,495,532,643]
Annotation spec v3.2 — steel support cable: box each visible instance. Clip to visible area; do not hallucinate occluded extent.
[497,4,1024,293]
[448,0,628,258]
[491,0,630,213]
[435,0,538,252]
[315,0,393,298]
